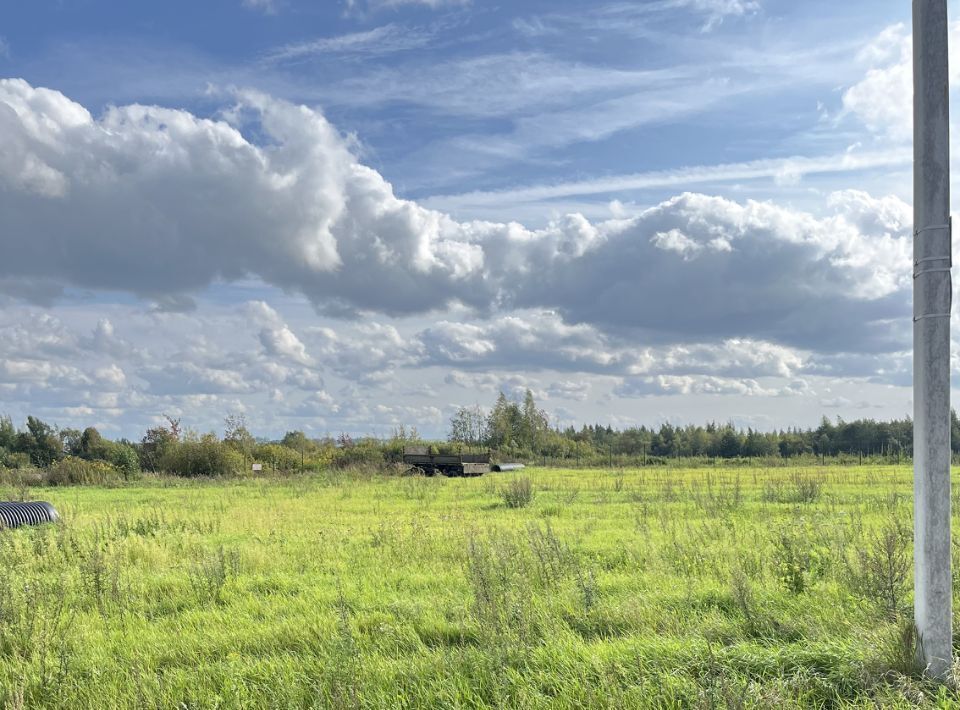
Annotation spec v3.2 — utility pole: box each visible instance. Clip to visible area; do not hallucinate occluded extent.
[913,0,952,678]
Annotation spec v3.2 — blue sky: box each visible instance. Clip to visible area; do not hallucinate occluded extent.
[0,0,951,439]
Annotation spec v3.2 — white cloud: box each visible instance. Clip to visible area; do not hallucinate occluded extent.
[0,79,917,360]
[243,0,279,14]
[652,228,703,259]
[445,371,535,399]
[616,374,791,398]
[424,148,910,209]
[94,364,127,390]
[263,24,434,63]
[514,1,758,39]
[345,0,469,13]
[246,301,311,364]
[842,22,960,141]
[0,359,89,386]
[546,380,591,401]
[669,0,760,31]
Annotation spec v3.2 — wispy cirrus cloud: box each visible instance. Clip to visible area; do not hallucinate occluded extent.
[423,147,911,211]
[513,0,759,38]
[242,0,279,15]
[263,23,436,64]
[344,0,469,15]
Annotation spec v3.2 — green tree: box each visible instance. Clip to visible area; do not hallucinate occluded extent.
[0,415,14,451]
[19,416,62,467]
[520,389,549,453]
[224,413,256,463]
[486,392,518,450]
[80,427,111,459]
[140,422,179,472]
[718,427,743,459]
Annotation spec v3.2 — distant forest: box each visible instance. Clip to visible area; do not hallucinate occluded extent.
[448,391,928,463]
[0,390,952,479]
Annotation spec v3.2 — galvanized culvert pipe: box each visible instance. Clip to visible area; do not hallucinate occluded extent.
[0,502,59,529]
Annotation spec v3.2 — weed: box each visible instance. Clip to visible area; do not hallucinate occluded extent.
[188,545,240,605]
[845,519,911,619]
[576,566,598,613]
[0,464,937,706]
[79,544,123,618]
[464,529,535,644]
[771,528,829,594]
[789,471,823,504]
[330,581,360,709]
[526,520,571,587]
[500,476,534,508]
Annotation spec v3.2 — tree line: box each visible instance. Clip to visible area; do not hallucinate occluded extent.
[0,391,951,481]
[447,390,946,463]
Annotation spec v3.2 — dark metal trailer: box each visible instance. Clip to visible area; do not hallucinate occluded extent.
[402,447,490,477]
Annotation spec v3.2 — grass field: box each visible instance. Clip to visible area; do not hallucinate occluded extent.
[0,465,957,708]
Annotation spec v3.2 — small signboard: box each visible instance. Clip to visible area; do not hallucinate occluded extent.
[252,463,263,472]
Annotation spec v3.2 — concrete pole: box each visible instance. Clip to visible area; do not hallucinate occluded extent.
[913,0,952,679]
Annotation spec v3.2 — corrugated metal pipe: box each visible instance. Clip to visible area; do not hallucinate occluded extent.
[0,502,59,529]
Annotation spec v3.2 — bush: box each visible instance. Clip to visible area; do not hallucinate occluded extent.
[845,520,911,619]
[254,443,303,473]
[0,450,30,469]
[108,443,141,479]
[161,435,245,477]
[332,445,384,469]
[46,456,122,486]
[501,477,534,508]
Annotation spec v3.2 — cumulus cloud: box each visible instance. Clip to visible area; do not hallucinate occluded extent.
[841,24,912,140]
[246,301,312,364]
[0,79,916,358]
[546,380,591,401]
[444,370,540,400]
[841,22,960,141]
[616,374,801,398]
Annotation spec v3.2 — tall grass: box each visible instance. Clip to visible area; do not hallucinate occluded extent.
[0,465,953,707]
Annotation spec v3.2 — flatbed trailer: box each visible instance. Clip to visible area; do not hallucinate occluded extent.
[402,447,490,477]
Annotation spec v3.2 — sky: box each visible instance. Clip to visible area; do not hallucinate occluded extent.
[0,0,953,440]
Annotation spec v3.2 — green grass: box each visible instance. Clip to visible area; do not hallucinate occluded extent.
[0,465,958,708]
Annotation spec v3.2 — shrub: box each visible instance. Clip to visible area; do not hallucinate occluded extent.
[501,477,534,508]
[789,471,823,504]
[139,425,178,472]
[254,443,303,472]
[845,520,911,620]
[160,435,245,477]
[108,443,141,479]
[770,528,830,594]
[0,451,30,469]
[332,444,384,469]
[46,456,122,486]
